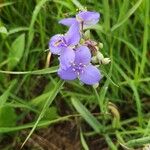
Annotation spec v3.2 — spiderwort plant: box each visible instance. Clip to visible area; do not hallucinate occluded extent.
[49,10,110,85]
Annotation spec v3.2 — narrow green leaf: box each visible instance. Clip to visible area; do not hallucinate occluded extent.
[0,66,58,75]
[139,0,149,76]
[80,129,89,150]
[111,0,143,31]
[0,106,17,127]
[25,0,49,64]
[72,0,84,10]
[103,0,110,32]
[30,92,50,106]
[0,80,17,107]
[126,136,150,147]
[0,2,15,8]
[8,33,25,69]
[130,81,143,126]
[21,80,64,148]
[71,97,102,133]
[8,27,29,35]
[0,115,71,133]
[105,134,118,150]
[114,63,143,126]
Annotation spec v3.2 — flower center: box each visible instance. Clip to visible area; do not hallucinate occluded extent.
[54,36,67,47]
[71,63,85,76]
[54,39,63,47]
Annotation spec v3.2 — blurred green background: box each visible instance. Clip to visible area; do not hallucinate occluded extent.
[0,0,150,149]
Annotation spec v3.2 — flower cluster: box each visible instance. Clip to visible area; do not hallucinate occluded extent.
[49,10,110,85]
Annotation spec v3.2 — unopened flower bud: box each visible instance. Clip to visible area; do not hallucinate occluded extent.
[84,30,91,39]
[102,58,111,64]
[80,38,85,44]
[97,51,104,60]
[93,83,99,88]
[99,43,103,49]
[0,26,8,35]
[91,56,98,63]
[95,46,99,51]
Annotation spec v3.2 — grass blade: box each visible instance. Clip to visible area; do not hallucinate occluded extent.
[71,97,103,133]
[80,129,89,150]
[111,0,143,31]
[0,80,17,106]
[24,0,49,64]
[126,136,150,147]
[139,0,149,76]
[21,79,64,148]
[0,66,58,75]
[8,34,25,70]
[0,2,15,8]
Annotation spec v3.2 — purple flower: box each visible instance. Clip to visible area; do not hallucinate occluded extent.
[59,11,100,29]
[58,46,101,85]
[49,22,80,68]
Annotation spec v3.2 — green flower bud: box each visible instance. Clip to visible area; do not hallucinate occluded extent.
[102,58,111,64]
[97,51,104,60]
[0,26,8,35]
[84,30,91,39]
[99,42,103,49]
[93,83,99,88]
[91,56,98,63]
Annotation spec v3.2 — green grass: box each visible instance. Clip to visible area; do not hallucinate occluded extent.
[0,0,150,149]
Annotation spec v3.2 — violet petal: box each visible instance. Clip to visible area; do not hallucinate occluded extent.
[74,46,91,65]
[59,47,75,69]
[79,64,101,85]
[77,11,100,26]
[64,21,80,46]
[59,18,76,27]
[58,67,77,80]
